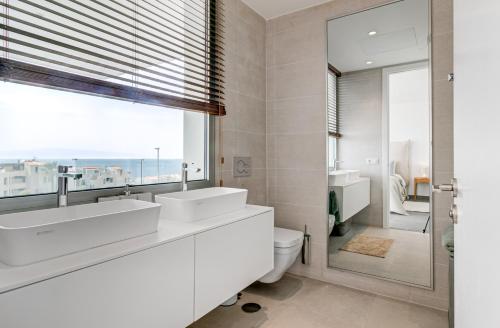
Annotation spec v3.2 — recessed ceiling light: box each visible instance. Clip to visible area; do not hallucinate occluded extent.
[366,60,373,65]
[368,30,377,36]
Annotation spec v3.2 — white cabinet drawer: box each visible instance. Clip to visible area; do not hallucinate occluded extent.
[334,177,370,222]
[0,237,195,328]
[194,211,274,320]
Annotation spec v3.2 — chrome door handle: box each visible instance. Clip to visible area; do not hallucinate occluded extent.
[449,204,458,224]
[433,178,458,198]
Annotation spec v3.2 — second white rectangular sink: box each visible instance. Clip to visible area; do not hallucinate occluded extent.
[329,169,361,186]
[0,199,161,266]
[155,187,248,222]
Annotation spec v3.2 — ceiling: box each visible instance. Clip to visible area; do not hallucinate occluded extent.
[241,0,332,20]
[328,0,429,73]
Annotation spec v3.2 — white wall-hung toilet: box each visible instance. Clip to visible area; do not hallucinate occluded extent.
[259,227,304,283]
[328,214,336,236]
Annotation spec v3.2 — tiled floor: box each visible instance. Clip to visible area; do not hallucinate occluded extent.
[389,212,430,232]
[189,274,448,328]
[329,224,431,286]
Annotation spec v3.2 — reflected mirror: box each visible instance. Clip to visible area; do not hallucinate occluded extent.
[326,0,432,287]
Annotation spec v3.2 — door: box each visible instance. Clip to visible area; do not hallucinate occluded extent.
[454,1,500,327]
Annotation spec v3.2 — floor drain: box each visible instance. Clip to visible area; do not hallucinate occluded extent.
[242,303,261,313]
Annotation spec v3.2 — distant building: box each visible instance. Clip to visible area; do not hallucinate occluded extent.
[0,159,182,197]
[0,160,56,197]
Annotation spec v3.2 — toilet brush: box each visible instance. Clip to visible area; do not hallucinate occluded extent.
[302,224,311,265]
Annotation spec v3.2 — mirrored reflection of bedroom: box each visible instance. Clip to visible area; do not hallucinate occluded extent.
[326,0,432,288]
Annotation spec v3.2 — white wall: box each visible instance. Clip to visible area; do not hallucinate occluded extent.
[389,66,430,196]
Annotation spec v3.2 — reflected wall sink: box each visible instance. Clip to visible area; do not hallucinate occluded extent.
[0,199,161,266]
[329,169,361,186]
[155,187,248,222]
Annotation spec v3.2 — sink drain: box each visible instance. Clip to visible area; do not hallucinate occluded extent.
[241,303,261,313]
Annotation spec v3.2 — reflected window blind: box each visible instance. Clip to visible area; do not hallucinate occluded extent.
[327,67,340,137]
[0,0,225,115]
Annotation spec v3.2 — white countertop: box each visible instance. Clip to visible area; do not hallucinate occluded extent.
[329,176,370,187]
[0,205,273,294]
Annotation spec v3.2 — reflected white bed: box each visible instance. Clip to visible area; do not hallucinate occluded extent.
[390,140,410,215]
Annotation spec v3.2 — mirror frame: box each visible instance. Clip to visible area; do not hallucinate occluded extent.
[324,0,434,290]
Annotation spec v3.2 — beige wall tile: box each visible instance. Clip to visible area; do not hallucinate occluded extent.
[220,129,238,171]
[432,33,454,82]
[236,132,267,169]
[221,90,240,132]
[274,133,326,170]
[236,94,266,134]
[431,0,453,36]
[267,57,326,100]
[238,20,266,69]
[267,96,327,135]
[270,169,327,207]
[238,0,266,31]
[268,21,326,67]
[219,0,267,204]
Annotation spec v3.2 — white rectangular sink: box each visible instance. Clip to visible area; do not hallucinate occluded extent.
[155,187,248,222]
[0,199,161,266]
[329,169,361,186]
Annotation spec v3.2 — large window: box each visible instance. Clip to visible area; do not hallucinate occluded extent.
[0,82,208,198]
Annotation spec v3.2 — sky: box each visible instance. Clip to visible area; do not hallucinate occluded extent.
[0,81,189,159]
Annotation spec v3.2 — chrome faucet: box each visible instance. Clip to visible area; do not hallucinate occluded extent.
[57,165,83,207]
[124,183,132,196]
[333,160,344,171]
[181,162,201,192]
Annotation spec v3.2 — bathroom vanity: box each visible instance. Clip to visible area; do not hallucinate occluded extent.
[0,192,274,328]
[329,170,370,222]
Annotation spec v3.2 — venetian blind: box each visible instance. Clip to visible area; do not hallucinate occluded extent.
[327,68,340,137]
[0,0,225,115]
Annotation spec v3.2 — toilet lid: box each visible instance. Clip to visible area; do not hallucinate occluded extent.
[274,227,304,248]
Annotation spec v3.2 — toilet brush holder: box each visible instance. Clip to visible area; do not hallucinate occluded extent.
[302,224,311,265]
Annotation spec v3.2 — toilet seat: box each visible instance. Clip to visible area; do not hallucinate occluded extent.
[274,243,302,255]
[274,227,303,248]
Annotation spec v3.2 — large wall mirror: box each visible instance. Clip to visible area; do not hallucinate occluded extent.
[326,0,432,288]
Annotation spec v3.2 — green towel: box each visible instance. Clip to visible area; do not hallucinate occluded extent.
[329,190,340,224]
[441,225,454,258]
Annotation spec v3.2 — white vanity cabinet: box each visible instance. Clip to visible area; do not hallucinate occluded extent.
[0,206,274,328]
[333,177,370,222]
[0,236,195,328]
[194,210,274,320]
